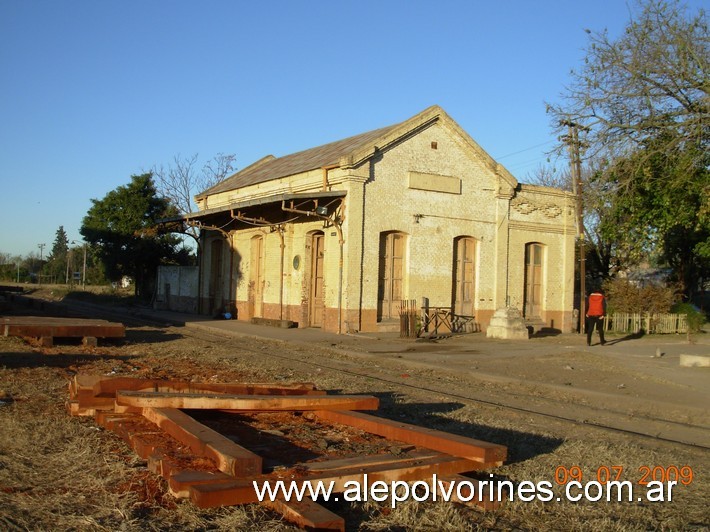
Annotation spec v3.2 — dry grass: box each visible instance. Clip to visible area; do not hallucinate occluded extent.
[0,327,708,531]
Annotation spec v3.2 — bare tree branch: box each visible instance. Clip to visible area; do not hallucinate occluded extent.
[153,153,237,243]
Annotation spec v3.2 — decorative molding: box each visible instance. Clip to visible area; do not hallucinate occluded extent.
[509,221,571,234]
[511,197,563,218]
[408,171,461,194]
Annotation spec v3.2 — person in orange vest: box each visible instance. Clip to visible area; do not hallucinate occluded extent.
[586,289,607,346]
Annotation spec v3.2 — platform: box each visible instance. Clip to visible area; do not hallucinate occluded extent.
[2,316,125,346]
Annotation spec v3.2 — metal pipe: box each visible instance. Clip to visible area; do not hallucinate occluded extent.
[322,164,338,191]
[278,226,285,320]
[81,244,87,290]
[228,231,235,316]
[337,230,343,334]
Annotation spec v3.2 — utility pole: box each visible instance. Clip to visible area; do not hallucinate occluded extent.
[562,122,586,333]
[37,243,45,286]
[65,248,71,285]
[70,240,88,289]
[82,243,87,290]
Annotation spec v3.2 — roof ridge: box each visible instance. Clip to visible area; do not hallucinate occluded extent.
[196,106,447,198]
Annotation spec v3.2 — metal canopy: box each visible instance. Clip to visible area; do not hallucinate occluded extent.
[159,190,347,233]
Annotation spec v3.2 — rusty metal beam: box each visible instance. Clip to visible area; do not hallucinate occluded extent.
[190,454,481,507]
[116,390,379,411]
[263,498,345,531]
[2,316,125,339]
[142,407,262,477]
[93,377,321,397]
[313,410,507,465]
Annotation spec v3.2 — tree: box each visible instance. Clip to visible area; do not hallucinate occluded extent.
[605,134,709,294]
[0,252,23,282]
[529,161,645,280]
[80,173,186,297]
[152,153,236,243]
[548,0,708,170]
[547,0,709,297]
[45,226,69,283]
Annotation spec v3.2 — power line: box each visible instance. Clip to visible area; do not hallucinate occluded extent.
[495,139,555,160]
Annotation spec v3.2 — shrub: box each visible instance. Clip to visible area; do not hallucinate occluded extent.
[602,278,681,314]
[671,302,707,333]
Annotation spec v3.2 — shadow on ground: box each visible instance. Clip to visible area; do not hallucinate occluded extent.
[313,391,562,531]
[605,330,646,345]
[0,351,140,370]
[327,391,563,464]
[530,327,562,338]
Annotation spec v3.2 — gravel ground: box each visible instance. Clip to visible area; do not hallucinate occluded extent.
[0,295,708,530]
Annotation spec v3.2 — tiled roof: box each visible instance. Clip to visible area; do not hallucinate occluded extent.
[198,122,404,198]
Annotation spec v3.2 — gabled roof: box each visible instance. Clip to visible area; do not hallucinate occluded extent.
[197,105,518,199]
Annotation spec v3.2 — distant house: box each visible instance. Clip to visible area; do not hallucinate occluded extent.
[176,106,576,333]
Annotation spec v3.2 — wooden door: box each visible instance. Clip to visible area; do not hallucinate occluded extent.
[309,233,325,327]
[378,232,405,321]
[524,243,543,319]
[249,236,264,318]
[453,237,476,316]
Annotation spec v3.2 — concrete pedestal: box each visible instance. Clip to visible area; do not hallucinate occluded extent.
[486,307,529,340]
[679,354,710,367]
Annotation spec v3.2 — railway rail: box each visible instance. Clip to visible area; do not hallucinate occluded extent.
[180,326,710,453]
[27,296,710,453]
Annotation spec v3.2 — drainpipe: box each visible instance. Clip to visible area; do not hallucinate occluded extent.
[278,225,285,320]
[505,201,511,307]
[197,230,204,314]
[322,164,338,191]
[228,231,235,315]
[337,227,344,334]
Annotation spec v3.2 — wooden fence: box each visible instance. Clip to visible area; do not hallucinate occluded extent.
[603,312,687,334]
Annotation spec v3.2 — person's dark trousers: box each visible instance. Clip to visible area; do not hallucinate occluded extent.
[586,316,606,345]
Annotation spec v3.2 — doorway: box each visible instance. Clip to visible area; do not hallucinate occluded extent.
[249,235,265,318]
[208,239,223,315]
[377,231,406,321]
[309,232,325,327]
[453,237,476,316]
[524,243,544,319]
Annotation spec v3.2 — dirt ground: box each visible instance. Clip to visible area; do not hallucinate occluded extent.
[0,292,708,530]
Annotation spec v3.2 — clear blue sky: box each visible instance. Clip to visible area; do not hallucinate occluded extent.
[0,0,702,257]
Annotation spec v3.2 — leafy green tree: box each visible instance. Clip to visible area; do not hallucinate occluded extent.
[529,161,644,280]
[45,226,69,283]
[603,134,709,296]
[80,173,186,297]
[547,0,709,297]
[0,252,23,282]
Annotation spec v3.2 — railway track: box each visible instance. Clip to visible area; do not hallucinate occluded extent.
[36,296,710,453]
[180,325,710,453]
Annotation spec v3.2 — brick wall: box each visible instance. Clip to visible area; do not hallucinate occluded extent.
[196,120,575,334]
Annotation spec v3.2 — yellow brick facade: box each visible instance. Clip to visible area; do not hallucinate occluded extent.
[191,106,576,334]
